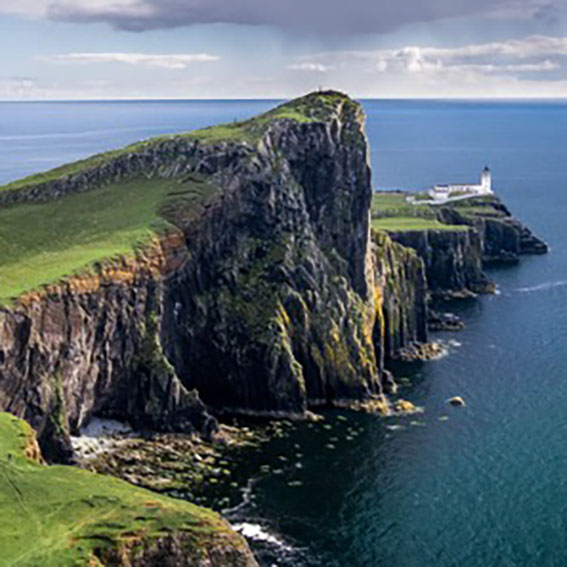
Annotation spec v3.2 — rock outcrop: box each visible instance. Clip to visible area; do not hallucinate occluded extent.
[435,197,548,264]
[161,97,381,416]
[386,227,494,298]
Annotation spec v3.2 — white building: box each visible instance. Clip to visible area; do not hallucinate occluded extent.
[429,167,492,200]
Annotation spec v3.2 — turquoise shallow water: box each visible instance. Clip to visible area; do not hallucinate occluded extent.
[1,99,566,566]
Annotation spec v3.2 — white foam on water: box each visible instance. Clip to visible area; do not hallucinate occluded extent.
[232,522,294,552]
[515,280,567,293]
[70,417,134,460]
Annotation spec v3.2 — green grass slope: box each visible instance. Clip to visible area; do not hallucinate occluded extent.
[371,192,468,233]
[0,176,216,304]
[0,413,241,567]
[372,216,469,232]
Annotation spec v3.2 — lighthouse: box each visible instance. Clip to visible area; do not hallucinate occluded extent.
[424,165,494,203]
[481,166,492,194]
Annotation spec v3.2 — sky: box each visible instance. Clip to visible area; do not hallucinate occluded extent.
[2,0,567,99]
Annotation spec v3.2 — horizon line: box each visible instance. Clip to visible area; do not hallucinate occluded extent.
[3,95,567,103]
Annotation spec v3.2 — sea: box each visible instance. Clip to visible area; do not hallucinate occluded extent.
[2,99,567,567]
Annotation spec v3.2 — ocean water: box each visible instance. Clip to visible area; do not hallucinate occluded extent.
[2,99,567,567]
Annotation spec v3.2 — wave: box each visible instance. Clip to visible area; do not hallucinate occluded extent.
[232,522,295,552]
[515,280,567,293]
[225,479,318,565]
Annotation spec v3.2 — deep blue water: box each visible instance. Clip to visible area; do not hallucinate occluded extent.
[2,99,567,567]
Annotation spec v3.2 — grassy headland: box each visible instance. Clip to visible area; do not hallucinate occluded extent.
[0,91,351,305]
[371,191,468,232]
[372,216,470,232]
[370,191,507,233]
[0,91,347,194]
[0,176,216,304]
[0,412,241,567]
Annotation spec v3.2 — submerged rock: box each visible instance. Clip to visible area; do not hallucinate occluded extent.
[397,341,447,362]
[447,396,466,407]
[394,399,422,414]
[428,310,465,332]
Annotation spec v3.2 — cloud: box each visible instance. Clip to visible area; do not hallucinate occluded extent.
[287,62,331,72]
[44,52,220,69]
[0,0,552,34]
[302,35,567,77]
[452,60,559,73]
[0,0,144,18]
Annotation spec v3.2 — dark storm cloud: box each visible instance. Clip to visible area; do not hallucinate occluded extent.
[47,0,524,34]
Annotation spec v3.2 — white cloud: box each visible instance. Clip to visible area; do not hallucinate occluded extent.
[44,52,220,69]
[452,60,559,73]
[414,35,567,60]
[300,35,567,78]
[287,62,332,72]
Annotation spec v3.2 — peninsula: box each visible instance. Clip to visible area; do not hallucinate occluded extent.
[0,91,547,565]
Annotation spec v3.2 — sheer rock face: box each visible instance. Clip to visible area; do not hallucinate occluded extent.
[161,98,382,414]
[371,231,428,364]
[0,259,216,461]
[386,228,494,298]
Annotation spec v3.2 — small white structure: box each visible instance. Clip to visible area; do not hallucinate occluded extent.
[429,167,492,200]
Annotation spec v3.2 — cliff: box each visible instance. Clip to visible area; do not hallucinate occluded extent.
[371,231,428,364]
[0,244,216,461]
[370,193,547,300]
[0,91,384,460]
[386,227,495,298]
[435,195,548,264]
[0,412,257,567]
[0,93,548,457]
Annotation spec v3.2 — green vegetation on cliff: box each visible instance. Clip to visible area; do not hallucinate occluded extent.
[0,413,246,567]
[0,176,217,304]
[371,192,468,232]
[0,91,355,305]
[372,216,469,232]
[0,91,349,194]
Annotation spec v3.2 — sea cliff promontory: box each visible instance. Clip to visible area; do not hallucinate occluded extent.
[0,91,547,565]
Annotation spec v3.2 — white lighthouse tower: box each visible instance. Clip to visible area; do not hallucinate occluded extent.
[481,166,492,194]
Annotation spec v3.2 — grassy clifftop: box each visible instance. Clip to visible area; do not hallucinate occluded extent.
[0,91,352,194]
[370,191,498,233]
[0,413,250,567]
[0,176,217,304]
[0,91,354,306]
